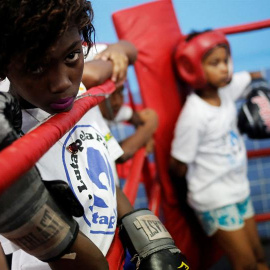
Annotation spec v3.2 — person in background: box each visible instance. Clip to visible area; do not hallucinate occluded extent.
[82,43,158,164]
[170,29,268,270]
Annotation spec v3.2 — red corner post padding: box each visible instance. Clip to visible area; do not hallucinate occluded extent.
[112,1,222,268]
[106,228,125,270]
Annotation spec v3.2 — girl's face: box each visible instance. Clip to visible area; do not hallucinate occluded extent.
[202,46,230,89]
[7,27,84,114]
[99,85,124,120]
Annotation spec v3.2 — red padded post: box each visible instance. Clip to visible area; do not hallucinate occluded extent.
[106,228,125,270]
[123,147,146,205]
[112,1,209,269]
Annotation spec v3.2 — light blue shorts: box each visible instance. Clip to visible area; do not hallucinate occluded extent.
[195,196,255,236]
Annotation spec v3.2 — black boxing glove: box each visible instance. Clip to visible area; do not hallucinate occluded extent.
[0,92,22,150]
[42,180,84,218]
[119,208,189,270]
[238,78,270,139]
[0,92,81,262]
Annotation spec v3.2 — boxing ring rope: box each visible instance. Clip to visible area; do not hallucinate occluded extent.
[248,148,270,159]
[123,147,146,204]
[180,19,270,39]
[216,19,270,35]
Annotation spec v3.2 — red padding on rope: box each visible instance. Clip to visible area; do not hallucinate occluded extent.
[216,19,270,35]
[0,80,115,194]
[255,213,270,223]
[123,147,146,205]
[148,182,161,217]
[106,228,125,270]
[247,148,270,159]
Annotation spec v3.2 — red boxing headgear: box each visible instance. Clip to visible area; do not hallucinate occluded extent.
[174,31,230,89]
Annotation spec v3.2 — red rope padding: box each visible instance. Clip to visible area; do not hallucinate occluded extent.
[247,148,270,159]
[105,228,125,270]
[148,183,161,217]
[0,80,115,195]
[182,19,270,39]
[123,147,146,205]
[255,213,270,223]
[216,19,270,35]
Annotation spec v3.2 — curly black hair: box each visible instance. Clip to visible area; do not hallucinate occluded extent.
[0,0,95,80]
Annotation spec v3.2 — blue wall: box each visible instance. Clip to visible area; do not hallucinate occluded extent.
[91,0,270,72]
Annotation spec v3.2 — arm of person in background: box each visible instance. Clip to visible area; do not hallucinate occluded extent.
[82,59,114,89]
[82,40,138,89]
[169,157,188,180]
[227,70,265,101]
[250,71,263,80]
[94,40,137,84]
[117,108,158,163]
[240,71,265,99]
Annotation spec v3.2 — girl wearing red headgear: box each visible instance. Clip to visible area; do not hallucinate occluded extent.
[170,30,268,270]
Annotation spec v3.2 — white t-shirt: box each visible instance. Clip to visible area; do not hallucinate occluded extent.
[114,105,133,123]
[0,84,123,269]
[104,105,133,126]
[84,43,108,62]
[171,71,252,212]
[0,78,10,92]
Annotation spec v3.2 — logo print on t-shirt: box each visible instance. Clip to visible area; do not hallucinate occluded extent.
[229,130,241,153]
[63,125,117,235]
[86,147,115,210]
[227,129,243,166]
[85,147,116,234]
